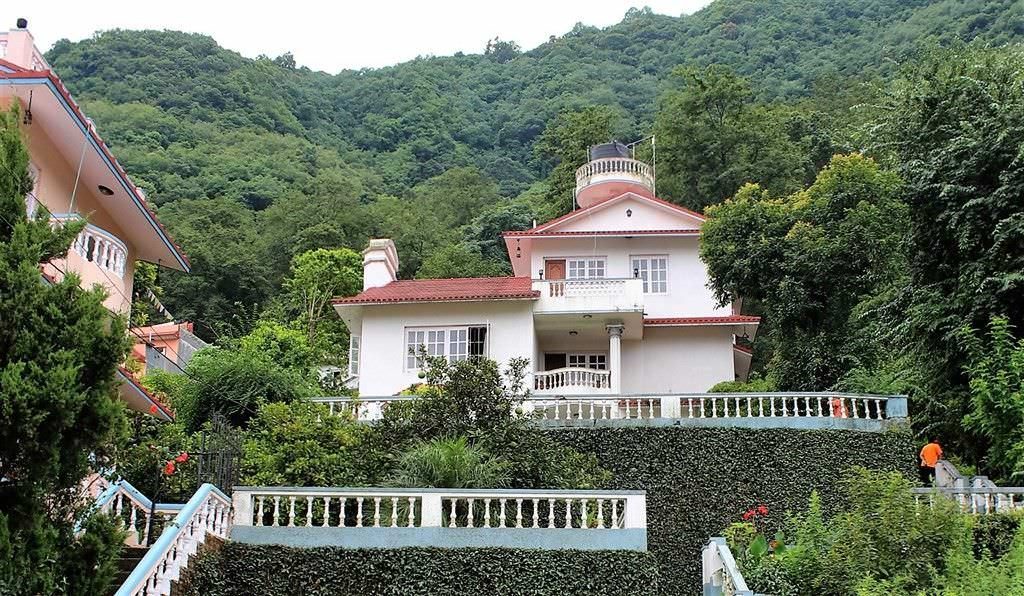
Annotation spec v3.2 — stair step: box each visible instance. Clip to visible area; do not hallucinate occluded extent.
[110,547,148,595]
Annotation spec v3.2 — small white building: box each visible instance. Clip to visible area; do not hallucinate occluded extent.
[334,143,759,397]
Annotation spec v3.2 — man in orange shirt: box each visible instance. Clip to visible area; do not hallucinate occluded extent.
[920,439,943,485]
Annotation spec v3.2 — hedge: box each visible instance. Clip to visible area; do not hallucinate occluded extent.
[551,425,916,595]
[176,544,660,596]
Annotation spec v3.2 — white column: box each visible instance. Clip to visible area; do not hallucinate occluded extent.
[607,324,624,394]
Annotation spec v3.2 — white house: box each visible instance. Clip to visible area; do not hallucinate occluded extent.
[333,143,759,397]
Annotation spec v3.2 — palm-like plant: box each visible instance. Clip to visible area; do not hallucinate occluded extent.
[391,436,509,489]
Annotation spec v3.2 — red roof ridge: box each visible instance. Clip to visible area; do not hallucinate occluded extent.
[504,228,700,237]
[333,276,540,305]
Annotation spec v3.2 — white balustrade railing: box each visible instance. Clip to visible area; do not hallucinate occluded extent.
[114,484,232,596]
[52,214,129,277]
[526,396,659,420]
[702,537,754,596]
[545,278,628,298]
[534,367,611,391]
[313,393,907,425]
[95,480,159,546]
[912,487,1024,515]
[575,157,655,195]
[232,488,646,530]
[675,393,890,420]
[312,395,406,421]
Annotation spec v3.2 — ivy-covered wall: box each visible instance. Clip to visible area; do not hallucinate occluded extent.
[551,426,916,595]
[176,544,660,596]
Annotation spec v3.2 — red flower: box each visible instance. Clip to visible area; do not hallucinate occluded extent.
[163,460,176,475]
[148,404,159,414]
[757,504,768,515]
[741,510,753,520]
[174,452,189,463]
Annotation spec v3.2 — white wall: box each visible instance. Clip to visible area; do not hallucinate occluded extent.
[356,301,536,396]
[529,236,730,318]
[620,326,736,393]
[555,195,703,232]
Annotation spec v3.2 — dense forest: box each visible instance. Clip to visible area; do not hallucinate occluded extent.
[43,0,1023,336]
[40,0,1024,469]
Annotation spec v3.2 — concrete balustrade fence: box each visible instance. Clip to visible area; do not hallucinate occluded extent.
[912,487,1024,514]
[702,537,756,596]
[230,487,648,550]
[312,393,908,431]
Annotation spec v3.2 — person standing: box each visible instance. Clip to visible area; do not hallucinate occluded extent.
[919,438,943,485]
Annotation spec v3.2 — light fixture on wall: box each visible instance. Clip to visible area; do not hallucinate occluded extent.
[582,314,592,319]
[626,208,633,217]
[97,185,114,196]
[569,330,578,336]
[515,239,521,259]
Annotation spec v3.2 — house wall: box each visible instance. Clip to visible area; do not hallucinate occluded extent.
[554,195,702,232]
[357,301,536,396]
[9,98,136,313]
[620,326,736,393]
[528,236,729,319]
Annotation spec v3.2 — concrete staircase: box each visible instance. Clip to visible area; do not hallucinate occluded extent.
[111,546,148,595]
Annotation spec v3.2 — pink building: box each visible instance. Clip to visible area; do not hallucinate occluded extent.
[1,20,190,420]
[129,321,209,376]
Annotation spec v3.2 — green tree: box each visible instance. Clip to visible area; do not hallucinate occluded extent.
[241,401,372,487]
[959,317,1024,482]
[416,244,508,279]
[279,248,362,360]
[170,347,313,431]
[701,154,906,390]
[239,321,317,373]
[654,64,816,210]
[534,106,623,214]
[0,107,126,594]
[869,45,1024,459]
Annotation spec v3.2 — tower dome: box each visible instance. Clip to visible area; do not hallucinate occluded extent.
[574,141,655,208]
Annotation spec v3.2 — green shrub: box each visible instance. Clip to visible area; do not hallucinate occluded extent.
[177,544,660,596]
[390,436,510,488]
[241,401,374,487]
[552,426,915,595]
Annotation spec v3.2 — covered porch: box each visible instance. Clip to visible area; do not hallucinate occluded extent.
[532,309,642,396]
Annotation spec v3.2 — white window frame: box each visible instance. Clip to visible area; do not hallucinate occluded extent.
[405,325,489,370]
[547,352,608,371]
[631,254,669,294]
[349,335,360,376]
[563,256,607,280]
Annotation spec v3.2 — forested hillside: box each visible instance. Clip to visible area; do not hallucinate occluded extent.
[41,0,1021,343]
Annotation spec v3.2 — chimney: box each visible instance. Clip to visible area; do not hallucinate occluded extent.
[4,19,42,71]
[362,239,398,290]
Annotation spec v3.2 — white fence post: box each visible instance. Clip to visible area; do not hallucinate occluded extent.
[660,395,680,418]
[232,491,252,527]
[421,493,443,527]
[623,493,647,529]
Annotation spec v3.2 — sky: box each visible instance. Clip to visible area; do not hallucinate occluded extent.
[2,0,713,73]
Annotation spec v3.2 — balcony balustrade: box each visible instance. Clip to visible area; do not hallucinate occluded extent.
[533,278,643,314]
[574,157,654,197]
[533,367,611,394]
[52,213,129,278]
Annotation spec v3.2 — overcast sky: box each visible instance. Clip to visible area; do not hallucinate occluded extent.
[2,1,713,72]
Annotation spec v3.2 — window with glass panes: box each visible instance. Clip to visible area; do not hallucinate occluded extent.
[349,336,360,375]
[631,255,668,294]
[406,326,488,369]
[568,353,607,370]
[567,257,606,279]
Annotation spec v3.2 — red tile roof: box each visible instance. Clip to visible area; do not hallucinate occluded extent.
[333,277,540,305]
[504,228,700,237]
[644,315,761,326]
[116,367,174,421]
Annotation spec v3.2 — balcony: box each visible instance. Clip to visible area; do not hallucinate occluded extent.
[534,367,611,395]
[533,278,643,315]
[49,214,132,313]
[575,157,654,198]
